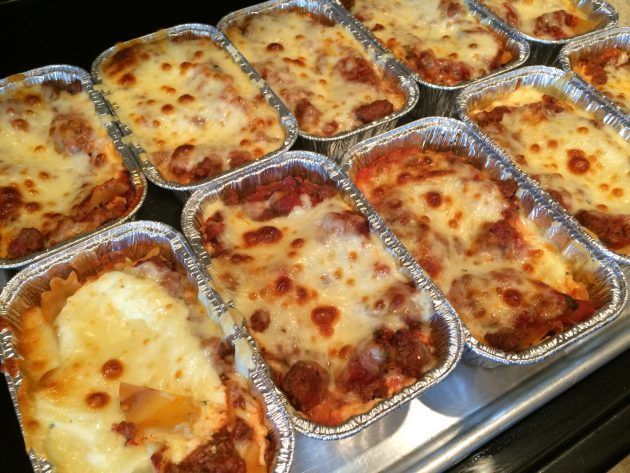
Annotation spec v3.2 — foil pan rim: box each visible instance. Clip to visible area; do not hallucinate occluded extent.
[216,0,420,144]
[0,220,295,473]
[340,116,628,365]
[181,150,465,439]
[558,26,630,117]
[0,64,147,269]
[91,23,299,192]
[467,0,619,46]
[456,65,630,266]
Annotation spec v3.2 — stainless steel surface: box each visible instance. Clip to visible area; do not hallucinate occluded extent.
[469,0,619,65]
[457,65,630,266]
[0,221,294,473]
[559,26,630,116]
[341,116,627,366]
[291,303,630,473]
[181,150,464,439]
[332,0,530,117]
[92,23,298,192]
[0,65,147,269]
[217,0,419,160]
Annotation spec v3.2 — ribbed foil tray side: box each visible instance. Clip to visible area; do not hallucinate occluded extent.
[331,0,530,118]
[0,221,294,473]
[340,117,628,367]
[469,0,619,65]
[0,65,147,270]
[91,24,298,192]
[456,65,630,266]
[559,26,630,116]
[217,0,419,161]
[181,151,464,439]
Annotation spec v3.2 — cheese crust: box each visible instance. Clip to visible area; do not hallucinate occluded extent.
[99,32,286,185]
[0,80,136,260]
[343,0,514,86]
[225,9,406,136]
[13,252,273,473]
[355,147,597,352]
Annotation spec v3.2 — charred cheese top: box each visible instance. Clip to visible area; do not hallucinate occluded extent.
[481,0,597,39]
[471,86,630,255]
[14,256,272,473]
[0,81,134,259]
[98,33,286,185]
[200,176,436,425]
[344,0,514,85]
[225,9,406,136]
[354,147,597,352]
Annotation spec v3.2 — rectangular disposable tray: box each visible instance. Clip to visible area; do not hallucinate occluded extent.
[0,221,295,473]
[92,23,298,192]
[341,116,627,365]
[181,150,464,439]
[0,65,147,269]
[457,65,630,266]
[469,0,619,65]
[217,0,419,160]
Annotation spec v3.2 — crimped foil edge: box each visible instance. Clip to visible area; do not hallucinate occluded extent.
[340,116,627,366]
[217,0,420,159]
[0,64,147,270]
[0,221,295,473]
[91,23,299,192]
[456,65,630,266]
[181,150,464,439]
[559,26,630,116]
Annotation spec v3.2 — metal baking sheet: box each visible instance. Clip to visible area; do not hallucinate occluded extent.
[0,220,294,473]
[92,23,298,192]
[559,26,630,116]
[340,116,627,366]
[0,64,147,269]
[457,65,630,266]
[181,150,464,439]
[332,0,530,118]
[469,0,619,65]
[217,0,419,160]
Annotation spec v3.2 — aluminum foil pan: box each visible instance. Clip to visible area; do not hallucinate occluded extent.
[457,65,630,266]
[0,65,147,270]
[469,0,619,65]
[332,0,530,118]
[559,26,630,116]
[181,150,464,439]
[92,23,298,192]
[217,0,419,161]
[340,116,628,367]
[0,221,294,473]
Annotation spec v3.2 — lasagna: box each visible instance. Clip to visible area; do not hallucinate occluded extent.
[224,9,406,136]
[12,250,275,473]
[354,147,597,352]
[200,175,437,425]
[0,80,136,260]
[573,46,630,112]
[341,0,514,86]
[480,0,597,40]
[98,33,286,185]
[470,87,630,255]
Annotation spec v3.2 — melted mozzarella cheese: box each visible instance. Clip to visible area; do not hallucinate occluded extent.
[349,0,508,83]
[481,0,595,38]
[576,51,630,112]
[225,10,405,136]
[203,196,432,383]
[98,34,286,183]
[0,84,127,257]
[18,270,230,473]
[475,87,629,243]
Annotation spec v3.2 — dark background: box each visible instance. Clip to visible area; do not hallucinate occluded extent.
[0,0,628,471]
